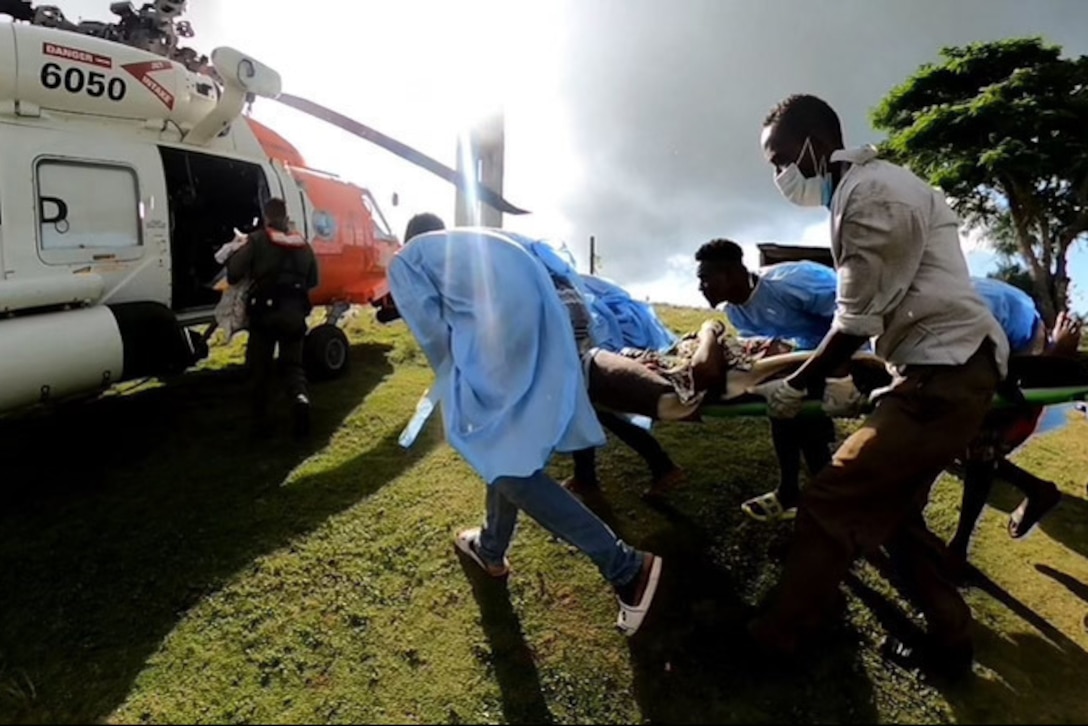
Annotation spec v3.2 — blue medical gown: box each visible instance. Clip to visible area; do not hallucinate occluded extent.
[971,277,1042,354]
[497,232,614,348]
[579,274,678,353]
[725,261,837,351]
[387,229,606,484]
[720,263,1043,358]
[479,233,675,353]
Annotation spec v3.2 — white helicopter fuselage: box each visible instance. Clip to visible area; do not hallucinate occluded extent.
[0,20,307,415]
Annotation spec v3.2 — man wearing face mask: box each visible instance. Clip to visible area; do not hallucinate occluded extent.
[747,94,1009,682]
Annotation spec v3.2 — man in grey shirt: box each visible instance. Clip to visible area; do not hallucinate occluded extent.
[747,94,1008,681]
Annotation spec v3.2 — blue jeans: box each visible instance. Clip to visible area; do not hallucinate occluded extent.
[477,469,643,587]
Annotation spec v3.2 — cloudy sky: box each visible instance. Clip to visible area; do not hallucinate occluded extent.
[52,0,1088,310]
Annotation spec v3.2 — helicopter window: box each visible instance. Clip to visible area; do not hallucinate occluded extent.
[361,190,396,242]
[35,160,142,256]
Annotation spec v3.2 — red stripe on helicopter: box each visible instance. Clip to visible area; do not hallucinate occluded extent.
[121,61,176,110]
[43,42,112,68]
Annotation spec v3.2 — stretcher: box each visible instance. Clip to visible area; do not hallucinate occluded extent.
[699,350,1088,419]
[702,385,1088,419]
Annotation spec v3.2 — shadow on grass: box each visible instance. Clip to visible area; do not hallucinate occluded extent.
[0,342,436,724]
[850,558,1088,723]
[576,483,880,724]
[963,472,1088,563]
[968,568,1084,655]
[1035,564,1088,605]
[545,416,884,723]
[457,558,554,725]
[942,622,1088,724]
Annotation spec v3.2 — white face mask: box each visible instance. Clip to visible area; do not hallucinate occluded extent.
[774,137,833,208]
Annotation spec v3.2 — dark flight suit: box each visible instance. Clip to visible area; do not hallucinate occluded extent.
[227,224,319,435]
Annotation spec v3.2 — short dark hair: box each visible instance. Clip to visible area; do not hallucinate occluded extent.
[762,93,843,146]
[404,212,446,241]
[263,198,288,228]
[695,238,745,267]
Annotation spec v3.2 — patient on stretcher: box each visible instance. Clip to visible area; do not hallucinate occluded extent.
[587,312,1087,427]
[585,317,890,422]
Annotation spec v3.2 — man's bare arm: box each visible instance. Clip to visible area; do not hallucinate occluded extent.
[784,329,868,391]
[689,320,728,393]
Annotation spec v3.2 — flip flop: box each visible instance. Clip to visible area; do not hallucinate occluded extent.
[1007,484,1061,539]
[741,491,797,522]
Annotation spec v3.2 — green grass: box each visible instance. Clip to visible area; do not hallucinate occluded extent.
[1,307,1086,724]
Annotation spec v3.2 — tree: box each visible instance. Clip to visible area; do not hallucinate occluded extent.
[985,214,1045,304]
[871,37,1088,327]
[987,259,1036,300]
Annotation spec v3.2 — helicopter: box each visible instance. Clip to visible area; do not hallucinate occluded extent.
[0,0,527,417]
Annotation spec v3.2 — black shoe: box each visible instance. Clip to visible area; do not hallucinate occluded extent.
[292,394,312,438]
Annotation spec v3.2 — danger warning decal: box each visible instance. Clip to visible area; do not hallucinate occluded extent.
[43,42,112,69]
[121,60,175,110]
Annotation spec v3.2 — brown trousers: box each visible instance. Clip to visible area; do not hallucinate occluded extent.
[754,341,1001,650]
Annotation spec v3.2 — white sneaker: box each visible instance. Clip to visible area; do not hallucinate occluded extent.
[616,555,663,637]
[454,528,510,578]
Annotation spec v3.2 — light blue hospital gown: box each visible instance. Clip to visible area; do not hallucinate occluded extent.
[723,262,1043,359]
[388,229,606,485]
[579,274,678,353]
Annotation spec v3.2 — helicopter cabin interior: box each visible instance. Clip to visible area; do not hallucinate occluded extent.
[159,145,270,313]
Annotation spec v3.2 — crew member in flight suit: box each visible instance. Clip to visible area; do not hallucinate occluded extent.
[227,198,319,438]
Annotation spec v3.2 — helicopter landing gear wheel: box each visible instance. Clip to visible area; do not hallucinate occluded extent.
[304,324,350,381]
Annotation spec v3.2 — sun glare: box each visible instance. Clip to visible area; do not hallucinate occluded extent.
[201,1,578,242]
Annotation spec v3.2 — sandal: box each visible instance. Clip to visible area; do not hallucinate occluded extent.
[454,528,510,578]
[741,491,797,522]
[615,554,664,637]
[1007,484,1061,539]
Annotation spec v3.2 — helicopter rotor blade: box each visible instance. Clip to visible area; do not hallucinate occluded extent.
[272,93,529,216]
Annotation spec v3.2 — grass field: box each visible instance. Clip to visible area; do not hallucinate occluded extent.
[1,305,1086,724]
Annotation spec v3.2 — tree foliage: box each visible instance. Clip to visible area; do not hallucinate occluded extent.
[871,37,1088,325]
[987,259,1036,300]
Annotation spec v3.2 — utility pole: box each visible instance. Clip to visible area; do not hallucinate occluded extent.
[589,235,596,275]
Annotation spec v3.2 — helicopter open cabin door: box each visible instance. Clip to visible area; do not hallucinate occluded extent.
[0,126,172,311]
